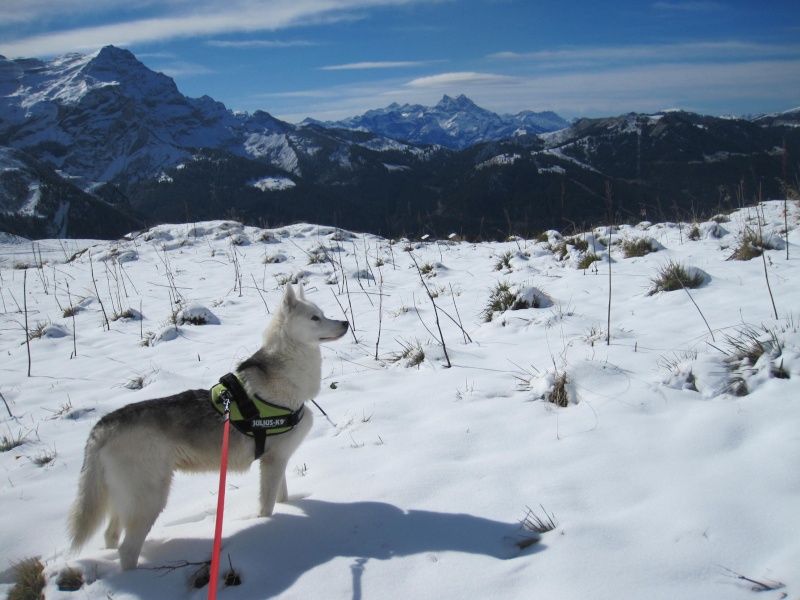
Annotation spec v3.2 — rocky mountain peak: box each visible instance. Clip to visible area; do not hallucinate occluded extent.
[435,94,479,111]
[322,95,568,149]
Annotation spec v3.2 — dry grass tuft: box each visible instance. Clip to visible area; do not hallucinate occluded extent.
[8,557,45,600]
[648,261,704,295]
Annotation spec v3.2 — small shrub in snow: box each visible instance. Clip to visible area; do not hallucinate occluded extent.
[123,366,159,390]
[482,282,528,322]
[389,339,425,368]
[483,284,551,322]
[189,563,212,589]
[57,566,85,591]
[223,568,242,587]
[494,250,514,271]
[329,228,354,242]
[581,325,608,346]
[62,305,81,318]
[258,231,277,243]
[228,233,250,246]
[567,237,589,252]
[26,322,68,341]
[44,399,74,420]
[26,322,48,341]
[723,325,789,396]
[275,271,308,286]
[111,308,142,322]
[263,253,288,264]
[8,557,45,600]
[1,430,27,452]
[520,505,558,534]
[148,326,180,346]
[548,371,569,407]
[734,223,784,260]
[725,325,782,368]
[728,229,763,261]
[648,261,704,295]
[32,449,56,467]
[526,369,570,407]
[621,237,657,258]
[419,262,436,277]
[549,241,568,260]
[176,305,219,326]
[576,252,601,270]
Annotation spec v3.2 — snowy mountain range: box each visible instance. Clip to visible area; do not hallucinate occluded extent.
[1,46,799,240]
[305,94,569,149]
[0,46,361,184]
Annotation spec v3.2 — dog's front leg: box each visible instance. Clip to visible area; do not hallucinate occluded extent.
[259,457,289,517]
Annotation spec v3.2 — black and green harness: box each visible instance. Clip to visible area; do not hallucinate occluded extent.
[211,372,304,460]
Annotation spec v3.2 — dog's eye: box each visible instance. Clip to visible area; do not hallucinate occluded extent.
[311,315,320,321]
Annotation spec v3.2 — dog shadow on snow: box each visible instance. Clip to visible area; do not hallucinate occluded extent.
[114,499,544,598]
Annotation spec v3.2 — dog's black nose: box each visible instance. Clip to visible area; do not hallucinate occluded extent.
[341,321,350,330]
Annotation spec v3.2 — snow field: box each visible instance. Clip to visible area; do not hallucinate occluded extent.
[0,203,799,598]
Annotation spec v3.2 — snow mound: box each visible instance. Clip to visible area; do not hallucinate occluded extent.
[176,305,220,325]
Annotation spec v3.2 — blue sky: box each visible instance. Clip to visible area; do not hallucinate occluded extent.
[1,0,798,122]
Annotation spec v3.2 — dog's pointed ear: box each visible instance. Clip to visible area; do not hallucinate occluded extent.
[296,285,306,301]
[283,284,298,312]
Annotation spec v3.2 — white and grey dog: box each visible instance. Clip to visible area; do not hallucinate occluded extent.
[68,285,348,570]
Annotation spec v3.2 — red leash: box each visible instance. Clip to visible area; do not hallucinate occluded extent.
[208,401,231,600]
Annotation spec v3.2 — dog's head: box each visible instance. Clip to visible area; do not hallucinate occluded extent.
[278,285,349,345]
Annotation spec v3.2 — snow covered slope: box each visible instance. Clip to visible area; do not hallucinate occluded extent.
[0,46,420,187]
[1,201,799,599]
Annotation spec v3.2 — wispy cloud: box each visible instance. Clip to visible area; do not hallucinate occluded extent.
[206,39,320,48]
[0,0,432,58]
[652,1,724,11]
[321,60,437,70]
[156,60,215,78]
[488,41,800,65]
[406,72,517,88]
[266,58,800,123]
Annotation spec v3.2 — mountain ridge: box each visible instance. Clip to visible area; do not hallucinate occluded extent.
[305,93,569,149]
[1,46,799,240]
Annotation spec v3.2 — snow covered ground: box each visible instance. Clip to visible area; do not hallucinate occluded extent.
[1,201,798,599]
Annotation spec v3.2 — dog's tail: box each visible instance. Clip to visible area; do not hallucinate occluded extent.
[68,430,109,550]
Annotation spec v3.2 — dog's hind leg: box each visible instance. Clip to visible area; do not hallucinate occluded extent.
[104,512,121,549]
[105,454,173,569]
[119,514,160,570]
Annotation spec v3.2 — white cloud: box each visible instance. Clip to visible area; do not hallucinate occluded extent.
[405,72,517,88]
[266,58,800,122]
[156,60,215,78]
[488,41,800,65]
[206,39,320,48]
[652,1,724,11]
[0,0,433,58]
[322,61,434,70]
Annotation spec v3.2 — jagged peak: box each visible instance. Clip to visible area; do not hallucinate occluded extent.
[84,45,156,79]
[436,94,479,111]
[92,45,137,62]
